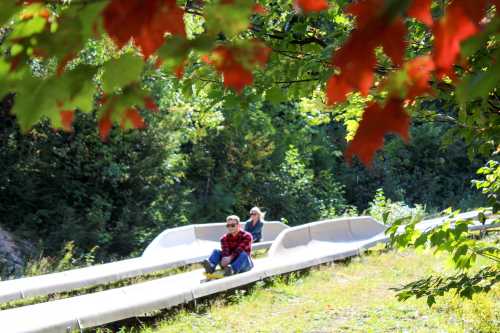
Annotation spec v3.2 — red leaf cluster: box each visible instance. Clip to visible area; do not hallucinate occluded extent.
[330,0,494,167]
[14,0,496,165]
[202,41,271,93]
[326,0,407,105]
[345,99,410,166]
[103,0,185,59]
[294,0,329,13]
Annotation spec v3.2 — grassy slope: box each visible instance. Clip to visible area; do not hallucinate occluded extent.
[130,247,499,333]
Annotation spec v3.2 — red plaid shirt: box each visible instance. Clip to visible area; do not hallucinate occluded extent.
[220,230,253,258]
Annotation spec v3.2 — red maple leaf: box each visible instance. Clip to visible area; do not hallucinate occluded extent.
[327,0,407,104]
[407,0,433,26]
[326,74,355,105]
[9,55,23,72]
[295,0,329,13]
[144,97,159,112]
[203,42,270,93]
[250,40,272,65]
[215,50,254,92]
[253,4,268,15]
[380,18,407,67]
[98,112,112,141]
[121,109,145,129]
[60,110,74,132]
[346,0,383,28]
[203,46,253,92]
[346,0,407,67]
[432,0,487,77]
[56,52,77,76]
[103,0,186,59]
[345,99,410,166]
[19,6,51,21]
[405,55,435,99]
[327,33,376,104]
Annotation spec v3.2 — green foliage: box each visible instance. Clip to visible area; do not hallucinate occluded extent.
[394,266,499,307]
[367,188,425,225]
[473,160,500,213]
[266,145,347,223]
[181,99,348,225]
[101,53,144,94]
[23,240,98,277]
[340,122,487,212]
[387,206,500,306]
[0,106,190,260]
[55,241,77,272]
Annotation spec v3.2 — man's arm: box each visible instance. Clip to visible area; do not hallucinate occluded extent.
[221,235,231,257]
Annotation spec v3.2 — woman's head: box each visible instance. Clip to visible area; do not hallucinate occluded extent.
[249,206,265,222]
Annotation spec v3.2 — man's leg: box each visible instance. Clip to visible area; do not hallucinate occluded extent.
[229,252,254,274]
[203,249,222,273]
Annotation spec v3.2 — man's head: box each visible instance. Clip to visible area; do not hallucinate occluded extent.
[226,215,241,235]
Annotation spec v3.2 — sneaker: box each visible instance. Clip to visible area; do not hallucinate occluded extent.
[202,259,215,274]
[223,264,234,276]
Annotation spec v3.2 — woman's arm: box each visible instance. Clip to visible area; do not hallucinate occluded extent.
[253,221,263,242]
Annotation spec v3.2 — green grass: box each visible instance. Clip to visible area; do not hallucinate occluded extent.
[112,246,499,333]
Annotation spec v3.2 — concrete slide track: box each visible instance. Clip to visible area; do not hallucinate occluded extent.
[0,213,496,332]
[0,222,288,304]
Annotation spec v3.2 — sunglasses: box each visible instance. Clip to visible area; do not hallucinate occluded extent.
[226,223,237,228]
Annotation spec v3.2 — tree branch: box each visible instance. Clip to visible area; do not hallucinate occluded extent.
[251,25,327,48]
[274,78,320,84]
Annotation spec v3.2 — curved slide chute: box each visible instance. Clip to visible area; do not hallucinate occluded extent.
[143,221,288,257]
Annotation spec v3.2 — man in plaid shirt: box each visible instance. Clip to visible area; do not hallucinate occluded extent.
[202,215,254,276]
